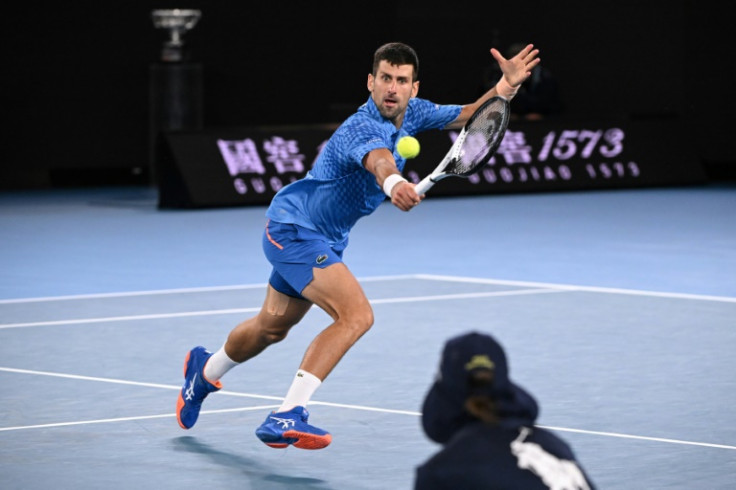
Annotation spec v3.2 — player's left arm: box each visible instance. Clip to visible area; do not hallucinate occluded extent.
[446,44,540,129]
[364,148,421,211]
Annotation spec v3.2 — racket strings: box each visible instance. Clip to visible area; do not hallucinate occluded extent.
[447,99,508,176]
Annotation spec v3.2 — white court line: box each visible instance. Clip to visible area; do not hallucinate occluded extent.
[0,307,263,329]
[0,283,269,304]
[2,273,733,305]
[0,275,419,305]
[370,288,562,304]
[536,425,736,451]
[416,274,736,303]
[0,405,282,432]
[0,367,283,401]
[0,288,563,329]
[1,366,734,451]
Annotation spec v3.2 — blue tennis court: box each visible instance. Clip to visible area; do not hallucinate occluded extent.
[1,183,735,489]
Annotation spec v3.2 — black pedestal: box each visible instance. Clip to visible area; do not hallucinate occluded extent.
[148,62,203,183]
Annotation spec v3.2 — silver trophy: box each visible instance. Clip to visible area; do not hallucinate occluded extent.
[151,9,202,62]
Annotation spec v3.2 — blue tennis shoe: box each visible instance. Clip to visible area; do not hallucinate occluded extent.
[255,406,332,449]
[176,346,222,429]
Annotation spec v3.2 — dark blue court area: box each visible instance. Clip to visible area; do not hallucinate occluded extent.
[1,183,735,489]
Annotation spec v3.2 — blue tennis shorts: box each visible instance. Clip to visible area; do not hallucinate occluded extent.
[262,220,346,299]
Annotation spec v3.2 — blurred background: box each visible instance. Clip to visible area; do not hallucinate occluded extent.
[2,0,733,190]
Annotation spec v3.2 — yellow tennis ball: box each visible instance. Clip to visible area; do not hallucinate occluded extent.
[397,136,420,159]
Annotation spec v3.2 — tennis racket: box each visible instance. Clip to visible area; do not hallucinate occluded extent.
[414,96,510,195]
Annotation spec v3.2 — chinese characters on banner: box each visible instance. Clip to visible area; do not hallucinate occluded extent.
[217,136,311,195]
[444,127,640,190]
[158,119,704,208]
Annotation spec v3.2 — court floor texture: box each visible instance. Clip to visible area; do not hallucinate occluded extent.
[1,183,735,489]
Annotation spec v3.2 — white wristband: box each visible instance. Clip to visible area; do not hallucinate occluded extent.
[383,174,408,197]
[495,77,519,101]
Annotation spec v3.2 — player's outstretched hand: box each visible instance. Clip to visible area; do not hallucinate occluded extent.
[491,44,540,87]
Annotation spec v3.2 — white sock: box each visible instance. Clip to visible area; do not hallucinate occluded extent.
[203,346,239,382]
[277,369,322,413]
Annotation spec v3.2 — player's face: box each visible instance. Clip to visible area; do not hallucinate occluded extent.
[368,61,419,126]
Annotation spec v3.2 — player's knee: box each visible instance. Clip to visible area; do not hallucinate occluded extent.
[256,319,293,346]
[262,329,288,345]
[363,308,375,332]
[346,306,374,336]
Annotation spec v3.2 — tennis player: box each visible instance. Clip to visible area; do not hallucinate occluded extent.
[415,331,596,489]
[176,42,540,449]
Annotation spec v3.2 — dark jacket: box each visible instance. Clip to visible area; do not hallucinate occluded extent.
[416,332,595,489]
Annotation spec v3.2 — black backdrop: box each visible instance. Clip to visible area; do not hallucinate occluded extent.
[2,0,734,189]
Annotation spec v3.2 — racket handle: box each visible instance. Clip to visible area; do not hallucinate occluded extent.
[414,176,436,196]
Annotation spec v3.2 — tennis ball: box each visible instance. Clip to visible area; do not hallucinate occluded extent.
[397,136,420,159]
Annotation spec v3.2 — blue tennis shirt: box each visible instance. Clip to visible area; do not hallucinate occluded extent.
[265,96,461,244]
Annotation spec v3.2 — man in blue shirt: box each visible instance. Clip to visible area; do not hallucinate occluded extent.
[176,42,541,450]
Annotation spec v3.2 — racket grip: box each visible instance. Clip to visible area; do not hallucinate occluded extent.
[414,176,435,196]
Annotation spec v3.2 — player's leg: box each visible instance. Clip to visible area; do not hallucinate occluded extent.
[255,262,372,449]
[297,262,373,380]
[219,285,314,364]
[177,285,312,430]
[254,220,372,449]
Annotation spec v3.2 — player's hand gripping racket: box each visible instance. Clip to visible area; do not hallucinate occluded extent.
[414,96,510,196]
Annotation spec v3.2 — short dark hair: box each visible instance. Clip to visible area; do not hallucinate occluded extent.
[372,42,419,81]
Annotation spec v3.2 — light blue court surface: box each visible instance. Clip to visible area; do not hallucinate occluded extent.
[1,183,735,489]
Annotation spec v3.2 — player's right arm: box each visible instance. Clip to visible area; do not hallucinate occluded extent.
[363,148,421,211]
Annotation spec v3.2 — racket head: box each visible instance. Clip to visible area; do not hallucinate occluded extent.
[445,96,510,177]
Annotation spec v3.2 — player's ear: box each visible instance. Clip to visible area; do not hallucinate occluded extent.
[411,80,419,98]
[367,73,375,92]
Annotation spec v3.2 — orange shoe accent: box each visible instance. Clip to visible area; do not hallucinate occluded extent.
[176,394,188,429]
[284,430,333,450]
[176,351,192,429]
[265,442,289,449]
[182,350,192,376]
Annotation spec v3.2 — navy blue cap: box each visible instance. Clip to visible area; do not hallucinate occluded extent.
[421,331,539,443]
[439,331,513,398]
